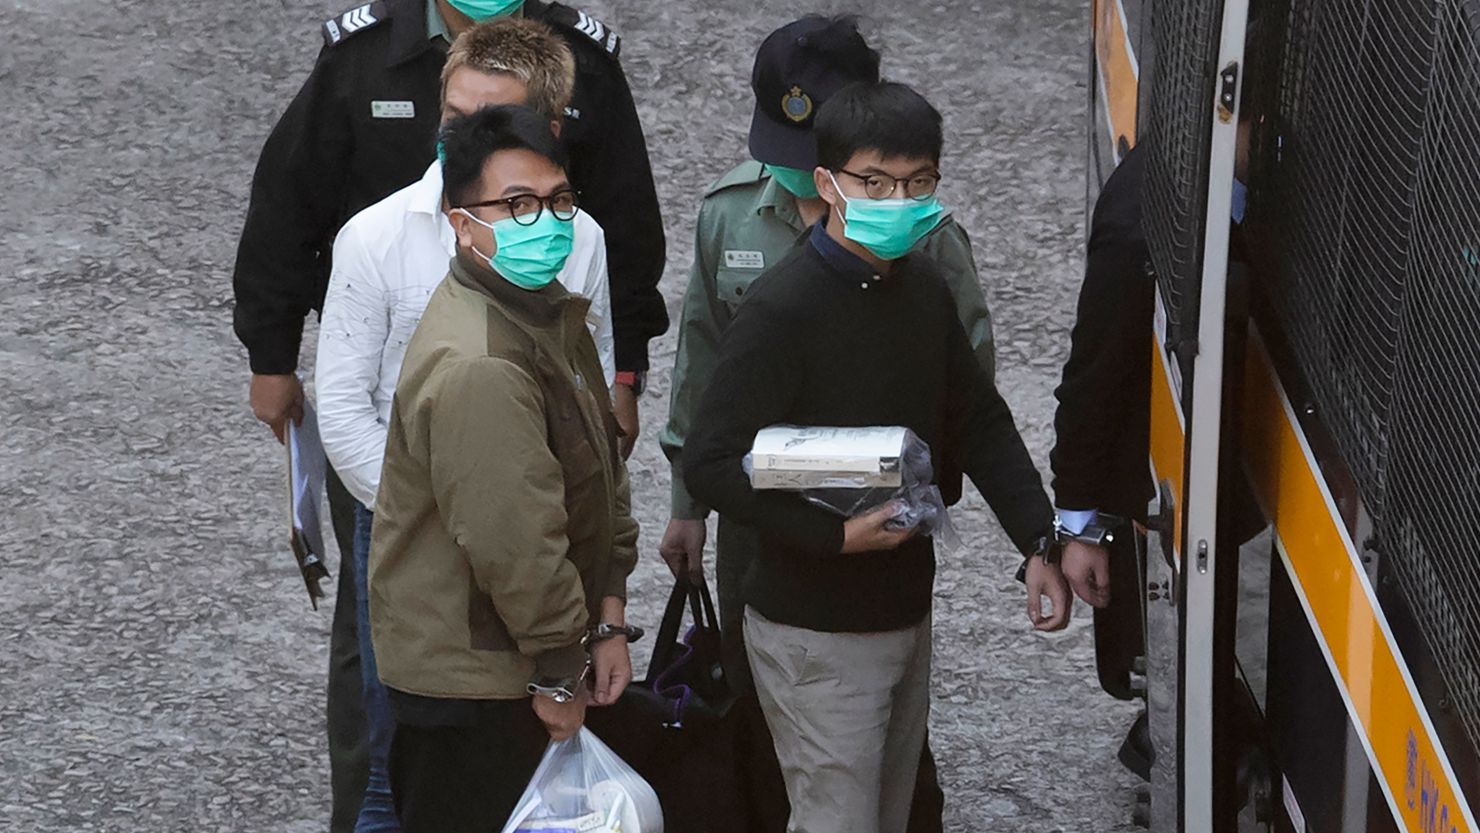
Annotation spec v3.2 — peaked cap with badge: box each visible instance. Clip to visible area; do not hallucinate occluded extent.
[233,0,667,380]
[747,15,881,170]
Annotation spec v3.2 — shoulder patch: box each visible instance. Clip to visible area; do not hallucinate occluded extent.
[705,160,766,197]
[542,2,622,59]
[322,1,388,47]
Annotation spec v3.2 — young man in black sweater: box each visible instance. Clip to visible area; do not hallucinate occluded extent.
[683,81,1071,833]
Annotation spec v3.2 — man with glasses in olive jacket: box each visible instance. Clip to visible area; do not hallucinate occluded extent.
[367,105,638,832]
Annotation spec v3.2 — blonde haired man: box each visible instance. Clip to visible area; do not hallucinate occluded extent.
[440,12,575,120]
[315,18,611,831]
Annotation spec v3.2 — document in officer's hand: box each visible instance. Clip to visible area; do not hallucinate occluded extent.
[746,425,908,490]
[286,399,330,609]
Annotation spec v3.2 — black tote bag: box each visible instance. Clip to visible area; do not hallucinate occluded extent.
[586,574,746,832]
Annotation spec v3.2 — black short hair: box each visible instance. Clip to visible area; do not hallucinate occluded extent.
[815,81,943,171]
[439,105,566,208]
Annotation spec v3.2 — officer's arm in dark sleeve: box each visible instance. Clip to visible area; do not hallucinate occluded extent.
[1047,229,1153,513]
[568,64,667,373]
[232,47,353,375]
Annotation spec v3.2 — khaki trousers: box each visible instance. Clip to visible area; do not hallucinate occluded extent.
[744,607,932,833]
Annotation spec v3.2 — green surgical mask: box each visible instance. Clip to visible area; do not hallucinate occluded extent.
[445,0,523,20]
[458,208,575,290]
[764,164,819,200]
[827,172,945,260]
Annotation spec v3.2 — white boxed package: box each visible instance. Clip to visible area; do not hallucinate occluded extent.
[748,425,908,490]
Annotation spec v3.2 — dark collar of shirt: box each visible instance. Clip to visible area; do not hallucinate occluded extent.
[386,0,440,66]
[808,219,883,285]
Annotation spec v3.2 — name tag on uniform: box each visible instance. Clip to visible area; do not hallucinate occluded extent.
[371,100,416,119]
[724,250,765,269]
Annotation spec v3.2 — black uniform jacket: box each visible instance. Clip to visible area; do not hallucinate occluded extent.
[232,0,667,374]
[1049,145,1155,521]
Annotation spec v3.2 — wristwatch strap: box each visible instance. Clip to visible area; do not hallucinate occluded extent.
[614,370,647,395]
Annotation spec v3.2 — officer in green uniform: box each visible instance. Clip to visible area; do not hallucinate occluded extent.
[658,16,995,832]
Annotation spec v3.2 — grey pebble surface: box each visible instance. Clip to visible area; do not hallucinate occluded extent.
[1,0,1138,829]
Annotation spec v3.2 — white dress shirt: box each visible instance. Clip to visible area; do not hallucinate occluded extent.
[316,162,615,510]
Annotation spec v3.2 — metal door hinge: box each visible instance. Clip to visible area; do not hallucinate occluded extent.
[1218,62,1240,123]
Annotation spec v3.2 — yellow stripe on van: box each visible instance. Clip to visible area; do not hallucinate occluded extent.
[1148,336,1186,560]
[1094,0,1139,150]
[1242,329,1477,833]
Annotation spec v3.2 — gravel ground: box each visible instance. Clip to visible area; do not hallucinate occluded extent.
[0,0,1140,829]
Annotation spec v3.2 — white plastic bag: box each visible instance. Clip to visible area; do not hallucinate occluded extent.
[500,727,663,833]
[743,425,959,549]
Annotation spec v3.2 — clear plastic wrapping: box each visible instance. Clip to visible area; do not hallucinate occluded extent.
[500,727,663,833]
[744,425,958,548]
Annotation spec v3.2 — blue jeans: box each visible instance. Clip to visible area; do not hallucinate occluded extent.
[353,504,401,832]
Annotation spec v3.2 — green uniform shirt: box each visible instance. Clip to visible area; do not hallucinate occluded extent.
[426,2,527,44]
[662,160,998,519]
[426,0,452,44]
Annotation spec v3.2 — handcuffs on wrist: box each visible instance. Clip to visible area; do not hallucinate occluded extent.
[528,662,591,704]
[1015,513,1125,582]
[527,624,645,703]
[583,623,644,648]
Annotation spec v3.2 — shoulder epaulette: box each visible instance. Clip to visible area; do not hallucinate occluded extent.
[705,161,766,197]
[542,2,622,59]
[322,1,389,47]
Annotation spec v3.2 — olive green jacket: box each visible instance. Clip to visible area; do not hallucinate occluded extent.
[660,161,998,519]
[370,252,638,699]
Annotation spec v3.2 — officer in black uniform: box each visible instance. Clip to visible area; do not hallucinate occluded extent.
[235,0,666,426]
[1050,138,1260,785]
[1049,142,1152,702]
[231,3,665,830]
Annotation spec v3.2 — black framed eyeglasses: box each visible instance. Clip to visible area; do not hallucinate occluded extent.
[836,169,942,201]
[458,189,580,226]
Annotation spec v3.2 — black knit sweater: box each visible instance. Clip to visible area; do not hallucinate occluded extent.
[684,225,1053,633]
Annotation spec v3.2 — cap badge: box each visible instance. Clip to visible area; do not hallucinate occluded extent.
[781,86,814,123]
